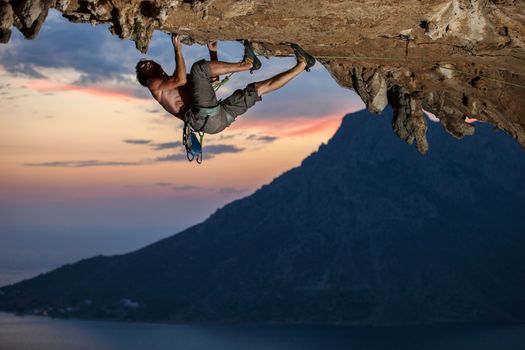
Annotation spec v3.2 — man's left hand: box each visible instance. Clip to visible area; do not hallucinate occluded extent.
[172,34,182,49]
[207,41,218,52]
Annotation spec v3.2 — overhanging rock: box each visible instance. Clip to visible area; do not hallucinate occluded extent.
[1,0,524,154]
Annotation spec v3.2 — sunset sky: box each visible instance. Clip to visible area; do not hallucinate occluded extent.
[0,10,365,285]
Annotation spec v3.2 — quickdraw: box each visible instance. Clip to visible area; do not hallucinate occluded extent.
[183,120,204,164]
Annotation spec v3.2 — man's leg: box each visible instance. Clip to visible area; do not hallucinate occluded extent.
[190,60,219,108]
[217,43,314,131]
[189,58,257,108]
[208,40,261,76]
[255,61,307,96]
[208,61,252,76]
[219,60,307,122]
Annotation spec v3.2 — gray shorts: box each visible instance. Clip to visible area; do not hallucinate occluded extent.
[189,59,262,134]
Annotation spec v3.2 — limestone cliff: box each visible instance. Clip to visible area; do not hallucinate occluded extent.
[1,0,524,153]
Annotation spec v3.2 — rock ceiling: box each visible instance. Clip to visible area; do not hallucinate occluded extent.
[1,0,524,153]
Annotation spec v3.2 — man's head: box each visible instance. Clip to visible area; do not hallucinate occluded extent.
[136,59,163,87]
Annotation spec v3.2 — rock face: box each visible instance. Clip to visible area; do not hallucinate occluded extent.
[1,109,524,325]
[1,0,525,153]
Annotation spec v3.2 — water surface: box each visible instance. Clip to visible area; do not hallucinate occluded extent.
[1,313,524,350]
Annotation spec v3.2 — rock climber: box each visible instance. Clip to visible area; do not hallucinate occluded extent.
[135,34,316,135]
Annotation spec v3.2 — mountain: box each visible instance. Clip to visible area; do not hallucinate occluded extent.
[1,108,524,325]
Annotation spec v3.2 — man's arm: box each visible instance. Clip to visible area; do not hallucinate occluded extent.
[172,34,187,82]
[208,41,219,84]
[208,41,218,61]
[149,34,187,91]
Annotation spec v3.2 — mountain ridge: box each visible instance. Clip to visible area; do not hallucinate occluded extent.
[1,108,524,325]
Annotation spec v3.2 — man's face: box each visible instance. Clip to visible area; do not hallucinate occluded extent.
[139,60,161,76]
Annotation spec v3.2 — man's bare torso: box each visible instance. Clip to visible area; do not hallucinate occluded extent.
[149,80,192,121]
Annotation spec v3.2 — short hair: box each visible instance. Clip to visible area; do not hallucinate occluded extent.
[136,59,151,87]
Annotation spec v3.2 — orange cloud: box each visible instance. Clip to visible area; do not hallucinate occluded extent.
[26,79,147,102]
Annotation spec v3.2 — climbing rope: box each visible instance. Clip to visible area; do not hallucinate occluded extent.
[213,72,234,92]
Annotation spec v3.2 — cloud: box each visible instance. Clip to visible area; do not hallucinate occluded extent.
[152,141,182,150]
[22,142,245,167]
[233,113,346,138]
[0,11,138,79]
[0,11,206,92]
[124,139,152,145]
[205,144,245,154]
[26,79,149,101]
[217,187,248,194]
[24,151,195,166]
[246,134,278,143]
[219,133,242,140]
[155,182,172,186]
[153,143,244,161]
[122,139,184,151]
[173,185,202,191]
[24,160,143,167]
[280,117,341,137]
[0,11,154,102]
[74,72,132,86]
[1,63,46,79]
[154,153,193,162]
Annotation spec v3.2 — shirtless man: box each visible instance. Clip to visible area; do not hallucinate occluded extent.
[136,34,316,135]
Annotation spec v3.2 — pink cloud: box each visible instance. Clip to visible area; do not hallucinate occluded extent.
[281,116,342,137]
[233,108,355,138]
[26,79,147,102]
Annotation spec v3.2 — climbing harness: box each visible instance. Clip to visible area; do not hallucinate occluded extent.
[182,105,223,164]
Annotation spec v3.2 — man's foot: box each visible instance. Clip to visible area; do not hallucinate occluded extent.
[242,40,262,74]
[291,43,316,72]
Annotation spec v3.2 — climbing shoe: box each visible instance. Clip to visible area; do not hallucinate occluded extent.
[242,40,262,74]
[291,43,316,72]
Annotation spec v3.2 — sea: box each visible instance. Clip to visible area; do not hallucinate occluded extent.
[0,312,524,350]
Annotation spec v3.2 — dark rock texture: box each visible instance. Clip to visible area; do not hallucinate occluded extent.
[1,109,524,325]
[0,0,524,153]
